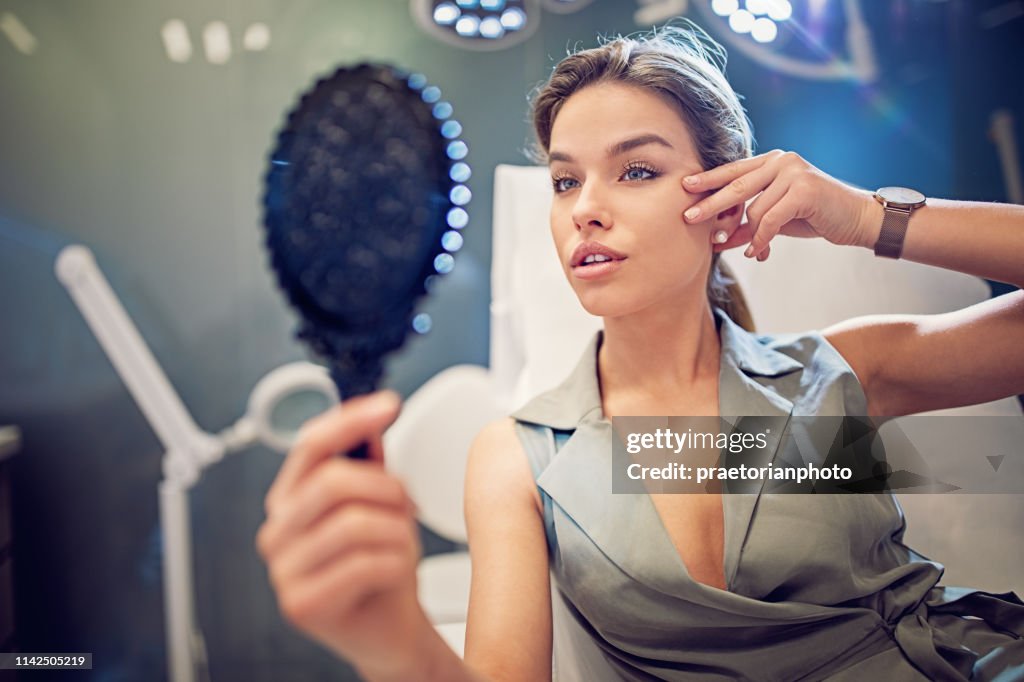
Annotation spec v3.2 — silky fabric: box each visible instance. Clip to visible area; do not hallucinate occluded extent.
[510,307,1024,681]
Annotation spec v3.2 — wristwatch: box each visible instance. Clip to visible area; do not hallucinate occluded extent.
[872,186,926,259]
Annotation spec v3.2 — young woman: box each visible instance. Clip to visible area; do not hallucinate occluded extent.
[256,23,1024,681]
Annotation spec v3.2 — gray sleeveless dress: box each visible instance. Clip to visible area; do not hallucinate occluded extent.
[510,307,1024,681]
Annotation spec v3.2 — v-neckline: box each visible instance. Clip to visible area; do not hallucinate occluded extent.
[596,313,733,593]
[519,308,803,604]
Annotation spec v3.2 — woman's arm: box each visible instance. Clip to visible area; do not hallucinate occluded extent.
[822,291,1024,417]
[681,150,1024,416]
[855,195,1024,289]
[829,194,1024,417]
[363,417,554,682]
[462,418,554,681]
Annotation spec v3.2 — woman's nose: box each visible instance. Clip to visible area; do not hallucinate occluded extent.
[571,182,613,231]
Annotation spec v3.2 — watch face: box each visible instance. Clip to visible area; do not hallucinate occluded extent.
[876,186,926,207]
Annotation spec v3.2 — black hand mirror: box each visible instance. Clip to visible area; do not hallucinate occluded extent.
[262,62,470,458]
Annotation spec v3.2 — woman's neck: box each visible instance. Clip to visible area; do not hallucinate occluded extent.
[597,298,722,415]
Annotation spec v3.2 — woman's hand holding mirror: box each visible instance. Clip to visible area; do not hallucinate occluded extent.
[256,390,436,679]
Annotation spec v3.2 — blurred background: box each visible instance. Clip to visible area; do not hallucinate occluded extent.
[1,0,1022,680]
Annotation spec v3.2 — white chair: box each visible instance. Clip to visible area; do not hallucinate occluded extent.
[382,364,506,657]
[384,163,1024,673]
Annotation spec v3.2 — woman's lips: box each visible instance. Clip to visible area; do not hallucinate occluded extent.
[572,257,626,280]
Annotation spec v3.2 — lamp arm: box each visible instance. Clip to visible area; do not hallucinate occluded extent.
[55,245,211,464]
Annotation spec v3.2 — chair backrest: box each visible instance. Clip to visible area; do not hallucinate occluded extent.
[383,364,505,543]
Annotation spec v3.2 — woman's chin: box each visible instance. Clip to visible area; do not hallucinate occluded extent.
[574,291,635,319]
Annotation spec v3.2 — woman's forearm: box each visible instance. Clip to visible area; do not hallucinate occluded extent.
[855,192,1024,288]
[354,611,491,682]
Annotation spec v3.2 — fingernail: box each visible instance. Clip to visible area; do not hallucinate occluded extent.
[683,175,698,186]
[713,230,729,244]
[684,207,701,221]
[744,245,755,258]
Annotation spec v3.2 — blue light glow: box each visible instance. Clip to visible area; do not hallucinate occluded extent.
[449,162,471,182]
[421,85,442,103]
[446,140,468,159]
[441,230,464,252]
[433,101,454,119]
[434,253,455,274]
[450,184,472,205]
[446,207,469,229]
[412,313,433,334]
[441,120,463,139]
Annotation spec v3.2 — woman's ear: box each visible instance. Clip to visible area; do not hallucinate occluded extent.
[714,203,743,232]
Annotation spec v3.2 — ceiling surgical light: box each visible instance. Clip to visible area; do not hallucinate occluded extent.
[433,2,461,24]
[729,8,756,33]
[455,14,480,36]
[411,0,541,50]
[712,0,739,16]
[500,7,527,29]
[745,0,770,16]
[693,0,877,84]
[479,15,505,38]
[767,0,792,21]
[751,16,778,42]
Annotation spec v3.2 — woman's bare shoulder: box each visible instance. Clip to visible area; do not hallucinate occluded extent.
[470,416,520,450]
[466,417,542,515]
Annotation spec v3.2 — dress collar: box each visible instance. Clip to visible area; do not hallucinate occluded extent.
[510,306,804,429]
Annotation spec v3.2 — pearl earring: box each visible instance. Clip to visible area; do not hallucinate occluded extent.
[712,230,729,244]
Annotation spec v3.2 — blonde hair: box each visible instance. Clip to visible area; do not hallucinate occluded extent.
[529,19,756,331]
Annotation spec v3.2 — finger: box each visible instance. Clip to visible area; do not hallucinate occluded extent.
[712,222,755,253]
[682,149,782,193]
[259,461,409,557]
[683,158,780,225]
[745,189,800,258]
[278,545,412,628]
[757,244,771,262]
[272,504,417,583]
[743,175,789,238]
[267,391,401,509]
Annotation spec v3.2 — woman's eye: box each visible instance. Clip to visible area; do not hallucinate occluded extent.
[622,166,656,182]
[552,176,579,193]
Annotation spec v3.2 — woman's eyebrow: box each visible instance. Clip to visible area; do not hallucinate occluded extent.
[549,133,675,164]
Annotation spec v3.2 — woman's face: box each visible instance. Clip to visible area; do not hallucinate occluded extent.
[547,81,723,319]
